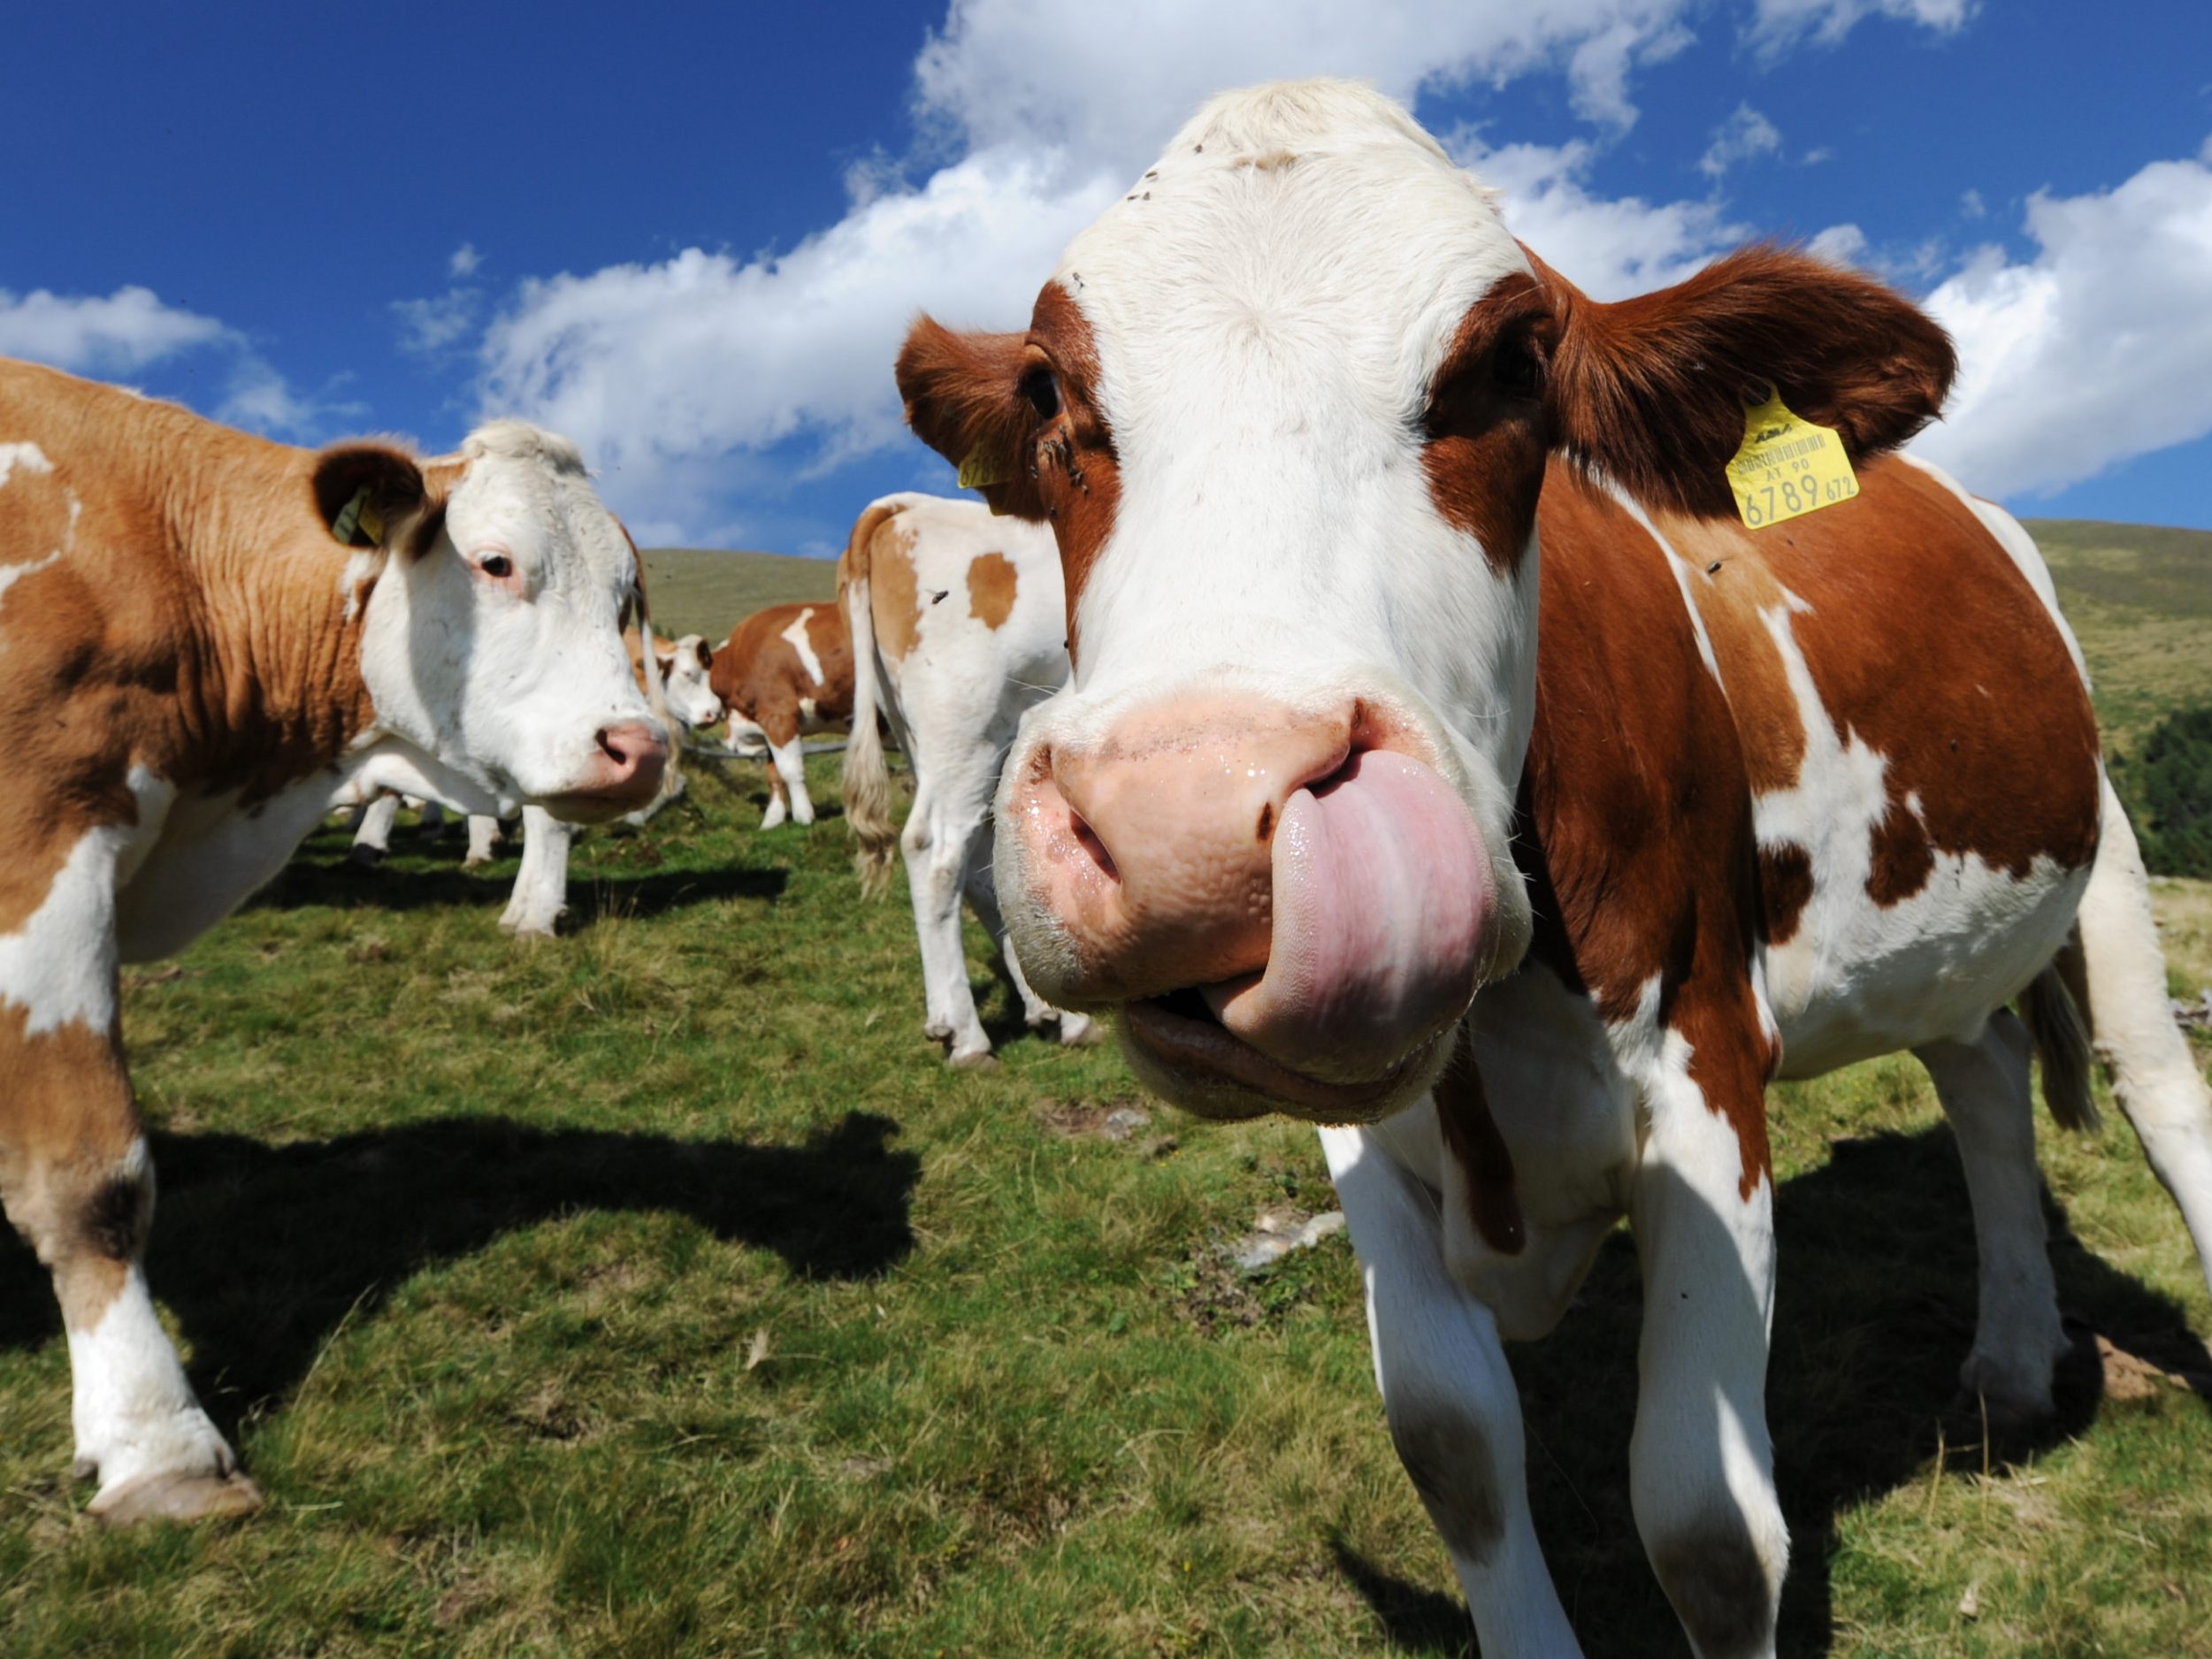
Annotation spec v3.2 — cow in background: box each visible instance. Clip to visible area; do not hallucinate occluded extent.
[0,358,665,1522]
[840,494,1096,1066]
[708,602,854,829]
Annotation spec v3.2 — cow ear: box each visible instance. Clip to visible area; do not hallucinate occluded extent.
[896,316,1049,520]
[1534,245,1956,518]
[694,638,715,671]
[311,443,428,550]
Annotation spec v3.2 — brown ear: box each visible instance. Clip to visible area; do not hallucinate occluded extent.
[1534,244,1956,518]
[310,443,427,549]
[895,316,1048,520]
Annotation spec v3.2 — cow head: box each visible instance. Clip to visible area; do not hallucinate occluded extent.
[898,80,1951,1125]
[658,634,726,731]
[313,422,669,823]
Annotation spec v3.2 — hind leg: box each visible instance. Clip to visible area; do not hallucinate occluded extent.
[1915,1012,2069,1421]
[902,786,992,1066]
[348,792,399,865]
[463,814,504,868]
[761,765,789,830]
[769,737,815,828]
[2075,776,2212,1304]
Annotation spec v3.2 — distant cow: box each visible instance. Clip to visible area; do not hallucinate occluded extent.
[351,631,725,937]
[840,494,1096,1066]
[895,80,2212,1656]
[0,357,667,1525]
[708,602,854,829]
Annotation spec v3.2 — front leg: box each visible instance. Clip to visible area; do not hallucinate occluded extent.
[1625,1010,1787,1659]
[1320,1119,1583,1658]
[768,736,815,827]
[499,807,573,938]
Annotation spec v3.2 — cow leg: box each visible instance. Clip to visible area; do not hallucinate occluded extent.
[1626,1042,1786,1659]
[416,799,447,838]
[463,814,504,868]
[901,782,993,1067]
[2073,776,2212,1303]
[961,830,1099,1048]
[348,791,399,866]
[1320,1121,1581,1658]
[499,807,572,938]
[768,737,815,828]
[761,764,790,831]
[2,821,257,1523]
[1915,1013,2069,1422]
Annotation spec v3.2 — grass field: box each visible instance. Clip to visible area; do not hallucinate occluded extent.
[636,548,838,642]
[3,527,2209,1656]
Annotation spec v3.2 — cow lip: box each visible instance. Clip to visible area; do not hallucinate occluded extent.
[1121,993,1442,1123]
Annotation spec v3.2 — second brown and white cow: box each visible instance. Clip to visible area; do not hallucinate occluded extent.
[838,494,1096,1065]
[710,601,854,829]
[0,356,667,1525]
[896,80,2212,1659]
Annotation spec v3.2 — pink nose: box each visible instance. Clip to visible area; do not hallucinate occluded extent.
[1011,696,1353,1001]
[1006,693,1495,1089]
[580,719,670,806]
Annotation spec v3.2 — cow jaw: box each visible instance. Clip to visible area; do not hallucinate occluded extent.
[357,424,667,820]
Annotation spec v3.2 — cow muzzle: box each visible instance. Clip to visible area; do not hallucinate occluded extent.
[1001,693,1496,1122]
[540,719,670,822]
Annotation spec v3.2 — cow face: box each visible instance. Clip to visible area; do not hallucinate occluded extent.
[314,422,668,823]
[658,635,726,730]
[898,80,1951,1125]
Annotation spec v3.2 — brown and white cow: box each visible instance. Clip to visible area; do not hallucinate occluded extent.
[0,356,668,1524]
[896,80,2212,1657]
[838,494,1096,1065]
[709,601,854,829]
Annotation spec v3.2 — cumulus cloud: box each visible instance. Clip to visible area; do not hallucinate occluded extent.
[449,242,483,278]
[1912,141,2212,498]
[1747,0,1973,54]
[1699,103,1782,179]
[0,285,226,374]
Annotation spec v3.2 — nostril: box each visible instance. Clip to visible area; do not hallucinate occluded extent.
[1070,810,1119,882]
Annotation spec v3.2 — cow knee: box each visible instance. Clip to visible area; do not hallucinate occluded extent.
[1642,1509,1786,1659]
[1383,1393,1507,1566]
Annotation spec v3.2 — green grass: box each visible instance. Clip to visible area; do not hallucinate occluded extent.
[638,548,838,641]
[4,519,2211,1655]
[2023,518,2212,754]
[2,751,2207,1657]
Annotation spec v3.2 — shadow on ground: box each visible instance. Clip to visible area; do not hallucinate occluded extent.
[1335,1124,2212,1657]
[0,1112,917,1432]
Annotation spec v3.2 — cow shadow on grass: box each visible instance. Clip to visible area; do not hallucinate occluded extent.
[0,1112,916,1433]
[1335,1124,2212,1658]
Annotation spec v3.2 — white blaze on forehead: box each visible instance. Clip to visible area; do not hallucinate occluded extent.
[1049,81,1535,712]
[781,608,825,685]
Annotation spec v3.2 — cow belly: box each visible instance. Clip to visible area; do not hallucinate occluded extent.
[1767,851,2089,1078]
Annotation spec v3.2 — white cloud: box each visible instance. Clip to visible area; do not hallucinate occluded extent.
[394,288,483,356]
[1699,103,1781,179]
[0,285,226,374]
[1807,222,1870,265]
[450,243,483,278]
[1747,0,1973,55]
[1960,187,1986,219]
[1913,142,2212,498]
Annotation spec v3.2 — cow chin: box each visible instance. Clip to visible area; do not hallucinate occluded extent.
[1116,998,1458,1125]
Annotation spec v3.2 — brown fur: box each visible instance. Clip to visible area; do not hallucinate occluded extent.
[966,551,1019,629]
[708,603,853,750]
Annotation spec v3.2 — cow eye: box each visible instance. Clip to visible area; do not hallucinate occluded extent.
[477,553,514,580]
[1022,369,1061,421]
[1490,330,1540,398]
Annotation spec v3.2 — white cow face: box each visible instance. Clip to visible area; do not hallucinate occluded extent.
[897,79,1952,1124]
[315,422,668,824]
[658,634,726,730]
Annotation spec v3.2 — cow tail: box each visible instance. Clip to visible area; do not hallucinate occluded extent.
[2022,944,2100,1132]
[840,501,901,897]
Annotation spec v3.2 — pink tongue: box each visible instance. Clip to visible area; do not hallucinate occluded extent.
[1202,751,1491,1082]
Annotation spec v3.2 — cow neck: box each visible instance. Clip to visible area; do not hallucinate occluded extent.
[138,401,381,805]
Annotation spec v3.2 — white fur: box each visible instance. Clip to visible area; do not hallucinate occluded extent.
[499,807,573,938]
[780,608,826,687]
[659,635,726,730]
[0,440,52,487]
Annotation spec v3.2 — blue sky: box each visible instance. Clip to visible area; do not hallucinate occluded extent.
[4,1,2209,550]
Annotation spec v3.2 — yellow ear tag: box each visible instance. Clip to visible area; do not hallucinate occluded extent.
[957,444,1006,492]
[329,485,369,546]
[1726,388,1857,529]
[356,497,386,546]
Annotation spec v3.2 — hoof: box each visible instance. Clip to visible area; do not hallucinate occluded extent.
[91,1470,264,1526]
[504,922,559,941]
[948,1049,1001,1072]
[462,855,494,870]
[347,845,387,868]
[1948,1380,2054,1437]
[1055,1013,1106,1048]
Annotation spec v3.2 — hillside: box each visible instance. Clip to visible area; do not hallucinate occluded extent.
[2023,517,2212,753]
[638,547,838,641]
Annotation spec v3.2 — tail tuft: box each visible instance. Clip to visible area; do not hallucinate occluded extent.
[2022,947,2100,1133]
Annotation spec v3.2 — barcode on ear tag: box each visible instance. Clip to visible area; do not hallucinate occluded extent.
[1726,392,1857,529]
